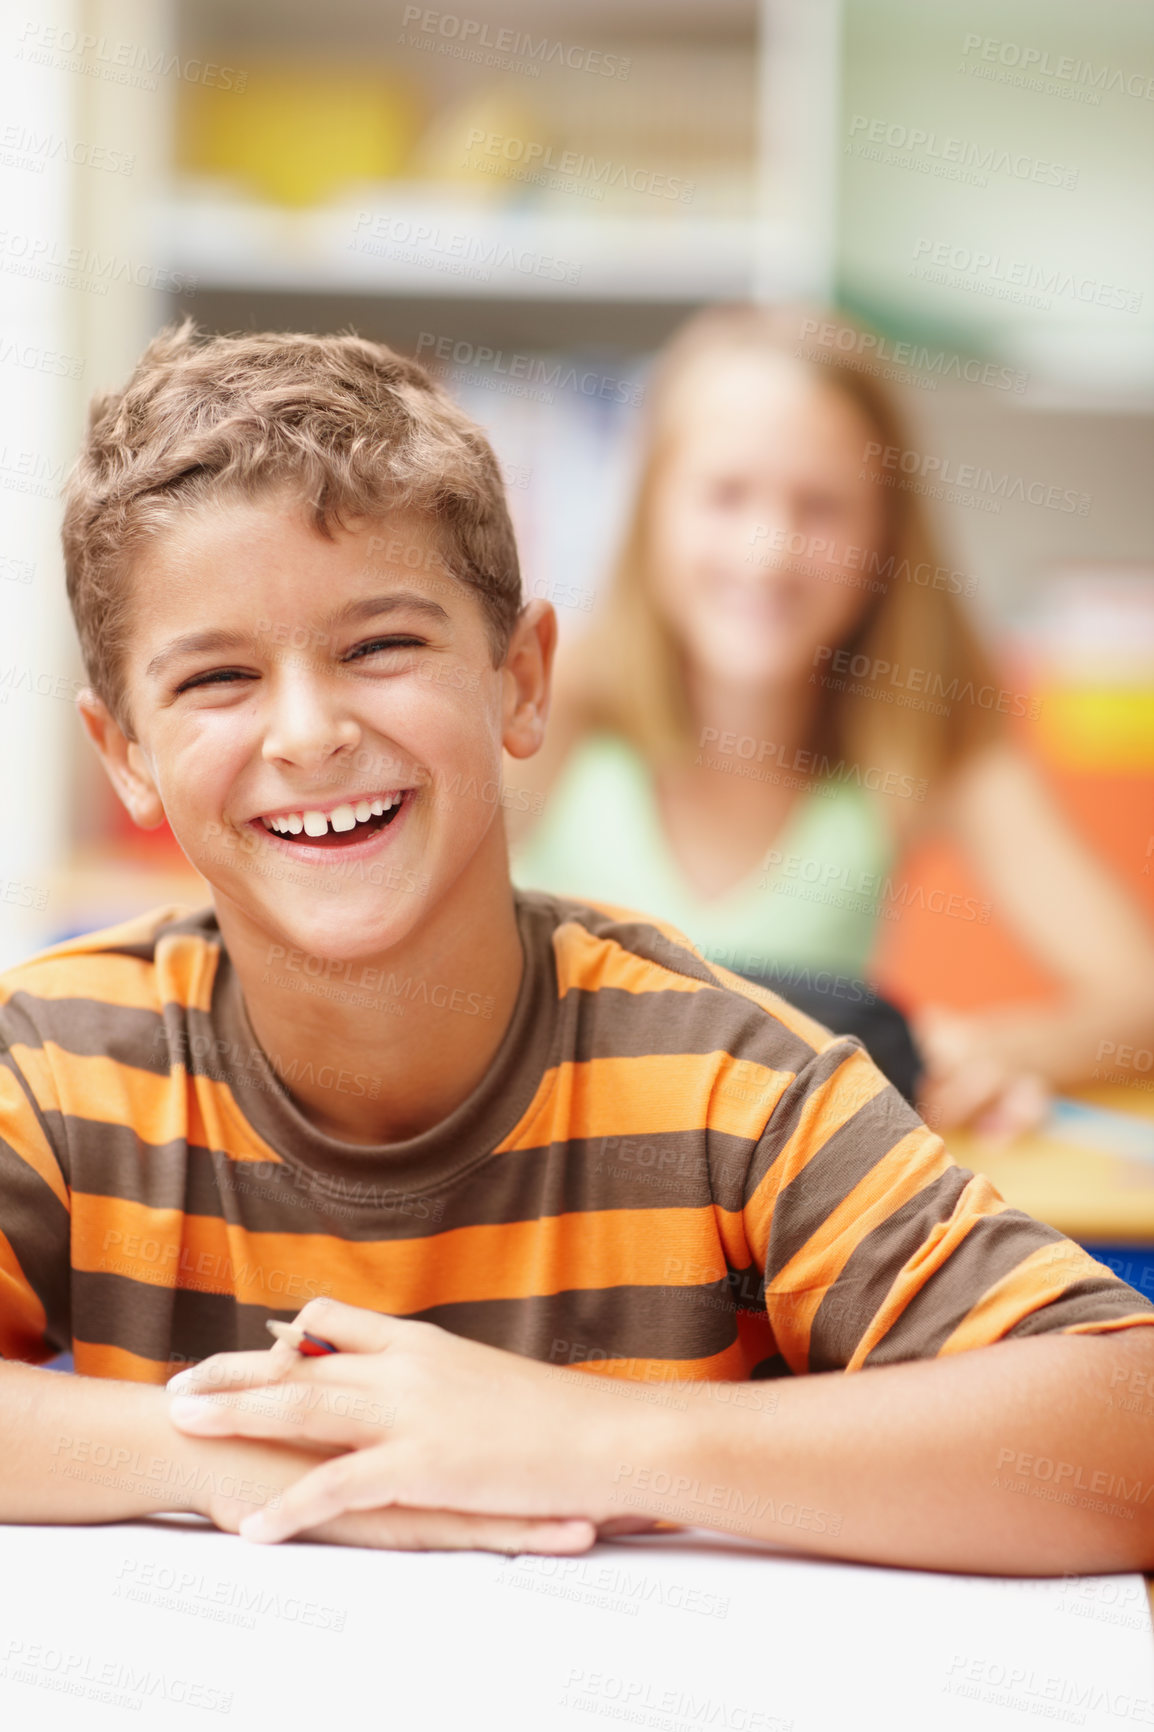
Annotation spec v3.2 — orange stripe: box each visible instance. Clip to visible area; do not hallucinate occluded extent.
[504,1053,795,1154]
[1063,1315,1154,1337]
[9,1043,282,1167]
[846,1172,1010,1369]
[0,1226,48,1358]
[0,940,211,1016]
[552,920,708,998]
[72,1340,172,1383]
[941,1241,1154,1354]
[0,1062,69,1206]
[712,1202,753,1277]
[743,1043,889,1258]
[155,929,220,1015]
[74,1197,196,1288]
[769,1129,955,1368]
[72,1195,742,1311]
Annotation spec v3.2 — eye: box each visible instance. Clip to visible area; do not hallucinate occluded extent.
[175,668,252,693]
[344,635,426,661]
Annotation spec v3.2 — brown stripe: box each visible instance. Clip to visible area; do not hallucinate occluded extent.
[63,1125,216,1214]
[71,1268,260,1363]
[2,991,172,1071]
[562,982,818,1075]
[57,1116,756,1239]
[763,1077,919,1282]
[863,1208,1067,1365]
[748,1353,793,1380]
[1002,1279,1154,1339]
[744,1037,870,1198]
[69,1266,742,1368]
[805,1165,975,1372]
[412,1283,741,1365]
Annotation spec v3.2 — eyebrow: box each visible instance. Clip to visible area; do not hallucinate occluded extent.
[144,592,452,680]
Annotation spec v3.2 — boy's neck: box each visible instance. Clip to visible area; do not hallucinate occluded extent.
[212,857,526,1146]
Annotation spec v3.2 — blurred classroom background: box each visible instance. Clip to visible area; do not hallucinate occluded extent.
[1,0,1151,1039]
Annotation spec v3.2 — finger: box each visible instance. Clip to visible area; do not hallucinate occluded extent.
[167,1350,293,1396]
[306,1507,597,1555]
[239,1446,402,1543]
[170,1379,394,1448]
[288,1297,408,1354]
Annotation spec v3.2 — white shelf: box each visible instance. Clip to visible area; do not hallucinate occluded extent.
[155,187,798,303]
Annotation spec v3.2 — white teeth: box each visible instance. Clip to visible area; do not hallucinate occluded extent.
[260,792,403,835]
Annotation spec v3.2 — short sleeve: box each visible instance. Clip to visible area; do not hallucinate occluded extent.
[740,1036,1154,1374]
[0,994,73,1362]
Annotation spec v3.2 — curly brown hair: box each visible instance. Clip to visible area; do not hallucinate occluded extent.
[61,318,522,739]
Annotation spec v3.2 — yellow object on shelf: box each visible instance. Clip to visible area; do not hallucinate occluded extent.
[409,88,550,199]
[179,64,425,207]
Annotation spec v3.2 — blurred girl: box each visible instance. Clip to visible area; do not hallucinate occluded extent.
[510,304,1154,1133]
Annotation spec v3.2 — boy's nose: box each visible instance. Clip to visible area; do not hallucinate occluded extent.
[259,670,362,767]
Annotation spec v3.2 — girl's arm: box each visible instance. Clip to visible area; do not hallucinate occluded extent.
[914,741,1154,1130]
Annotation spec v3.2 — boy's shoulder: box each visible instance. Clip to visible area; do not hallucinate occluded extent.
[518,888,843,1071]
[0,903,221,1038]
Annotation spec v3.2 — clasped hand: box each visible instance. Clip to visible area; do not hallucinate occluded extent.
[168,1299,665,1553]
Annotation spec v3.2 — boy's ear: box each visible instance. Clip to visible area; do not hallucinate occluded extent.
[75,689,168,831]
[502,600,557,761]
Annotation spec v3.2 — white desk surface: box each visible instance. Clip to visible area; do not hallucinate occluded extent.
[0,1516,1150,1731]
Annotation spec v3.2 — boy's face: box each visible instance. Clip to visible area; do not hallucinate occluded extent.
[83,493,550,962]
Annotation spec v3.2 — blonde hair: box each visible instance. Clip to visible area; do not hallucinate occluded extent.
[61,318,521,739]
[569,303,1003,788]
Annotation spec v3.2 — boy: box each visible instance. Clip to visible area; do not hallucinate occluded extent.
[1,319,1152,1570]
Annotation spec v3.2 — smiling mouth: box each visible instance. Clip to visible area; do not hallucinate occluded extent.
[255,792,409,848]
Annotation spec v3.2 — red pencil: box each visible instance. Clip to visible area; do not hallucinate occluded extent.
[265,1319,339,1356]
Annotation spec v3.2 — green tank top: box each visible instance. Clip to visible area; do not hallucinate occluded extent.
[511,733,896,978]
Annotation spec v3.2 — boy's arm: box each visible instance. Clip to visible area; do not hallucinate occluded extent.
[620,1325,1154,1574]
[0,1360,327,1525]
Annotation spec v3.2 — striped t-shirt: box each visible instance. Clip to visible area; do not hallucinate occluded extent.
[1,891,1150,1384]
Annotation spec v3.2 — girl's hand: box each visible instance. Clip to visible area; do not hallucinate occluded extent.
[913,1006,1051,1140]
[168,1300,659,1547]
